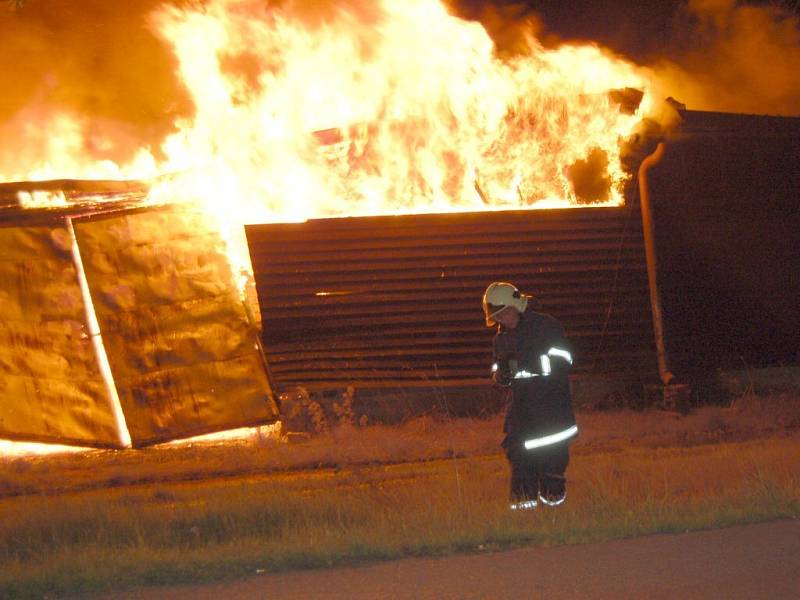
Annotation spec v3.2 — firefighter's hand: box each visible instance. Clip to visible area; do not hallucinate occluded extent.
[493,369,512,387]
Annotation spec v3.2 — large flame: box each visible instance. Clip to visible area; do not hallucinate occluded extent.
[151,0,650,221]
[4,0,655,288]
[1,0,654,455]
[6,0,651,223]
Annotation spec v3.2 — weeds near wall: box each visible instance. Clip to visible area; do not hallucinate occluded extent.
[280,386,368,434]
[280,387,328,433]
[333,386,369,428]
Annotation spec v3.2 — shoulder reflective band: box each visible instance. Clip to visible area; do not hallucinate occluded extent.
[548,347,573,364]
[523,425,579,450]
[538,347,572,375]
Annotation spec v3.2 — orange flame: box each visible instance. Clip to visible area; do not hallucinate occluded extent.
[3,0,656,285]
[4,0,652,223]
[1,0,655,455]
[146,0,650,221]
[146,0,651,279]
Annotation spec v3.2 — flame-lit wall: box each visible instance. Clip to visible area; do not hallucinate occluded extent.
[246,108,800,413]
[246,207,656,400]
[0,196,278,448]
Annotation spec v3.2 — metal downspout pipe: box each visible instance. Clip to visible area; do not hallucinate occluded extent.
[638,142,676,386]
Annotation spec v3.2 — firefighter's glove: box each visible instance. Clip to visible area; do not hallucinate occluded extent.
[493,368,512,387]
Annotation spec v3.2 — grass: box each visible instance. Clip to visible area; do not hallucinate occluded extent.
[0,395,798,598]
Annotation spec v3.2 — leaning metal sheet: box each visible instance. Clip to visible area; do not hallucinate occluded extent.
[0,224,120,447]
[72,206,278,446]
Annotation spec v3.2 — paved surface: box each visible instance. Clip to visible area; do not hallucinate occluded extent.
[102,519,799,600]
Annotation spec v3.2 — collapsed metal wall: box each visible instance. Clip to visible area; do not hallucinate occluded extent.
[0,190,279,448]
[72,206,279,446]
[246,207,656,393]
[0,221,120,447]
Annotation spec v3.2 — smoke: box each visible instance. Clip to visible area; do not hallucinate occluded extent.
[1,0,797,182]
[645,0,800,116]
[567,147,612,204]
[444,0,546,57]
[452,0,800,117]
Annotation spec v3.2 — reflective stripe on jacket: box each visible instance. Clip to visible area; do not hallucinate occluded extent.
[493,306,577,450]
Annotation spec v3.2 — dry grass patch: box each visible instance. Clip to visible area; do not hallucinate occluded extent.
[0,435,797,598]
[0,393,798,598]
[3,393,798,498]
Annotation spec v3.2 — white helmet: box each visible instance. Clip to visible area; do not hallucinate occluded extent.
[482,282,529,327]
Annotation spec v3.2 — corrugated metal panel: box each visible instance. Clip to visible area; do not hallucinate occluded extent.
[246,206,657,391]
[650,110,800,372]
[0,185,279,448]
[0,222,120,447]
[73,205,279,447]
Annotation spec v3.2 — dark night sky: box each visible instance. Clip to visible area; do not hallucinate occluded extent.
[456,0,685,59]
[458,0,800,60]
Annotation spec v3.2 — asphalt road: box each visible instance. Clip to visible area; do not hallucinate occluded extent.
[101,519,799,600]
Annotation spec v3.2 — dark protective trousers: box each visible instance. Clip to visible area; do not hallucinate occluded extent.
[505,440,570,503]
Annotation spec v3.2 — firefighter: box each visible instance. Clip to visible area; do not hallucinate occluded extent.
[483,282,578,510]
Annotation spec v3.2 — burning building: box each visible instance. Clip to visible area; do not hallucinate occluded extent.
[0,0,798,446]
[245,105,800,423]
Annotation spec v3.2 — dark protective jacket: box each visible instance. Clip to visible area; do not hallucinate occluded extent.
[492,306,577,450]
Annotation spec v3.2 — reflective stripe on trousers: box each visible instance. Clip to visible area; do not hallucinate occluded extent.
[523,424,578,450]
